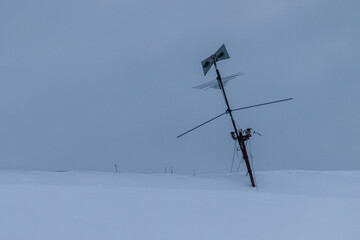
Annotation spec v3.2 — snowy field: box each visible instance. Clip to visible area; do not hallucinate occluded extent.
[0,170,359,240]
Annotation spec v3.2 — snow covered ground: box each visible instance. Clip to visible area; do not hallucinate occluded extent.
[0,170,359,240]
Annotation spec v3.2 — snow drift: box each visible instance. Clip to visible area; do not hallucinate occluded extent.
[0,171,359,240]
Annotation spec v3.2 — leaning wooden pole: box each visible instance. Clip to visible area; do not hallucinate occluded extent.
[213,60,256,187]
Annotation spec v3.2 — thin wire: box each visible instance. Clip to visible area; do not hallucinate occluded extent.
[236,157,243,173]
[248,139,253,160]
[235,120,241,132]
[230,140,237,173]
[236,149,243,172]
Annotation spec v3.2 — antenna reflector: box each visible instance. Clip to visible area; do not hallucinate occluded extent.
[215,44,230,62]
[201,57,213,76]
[201,44,230,76]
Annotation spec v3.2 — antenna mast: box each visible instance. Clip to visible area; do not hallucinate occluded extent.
[211,53,256,187]
[178,44,293,188]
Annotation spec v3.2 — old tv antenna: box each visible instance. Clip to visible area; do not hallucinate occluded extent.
[177,44,293,187]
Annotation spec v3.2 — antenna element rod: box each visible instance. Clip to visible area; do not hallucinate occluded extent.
[177,112,226,138]
[232,98,293,112]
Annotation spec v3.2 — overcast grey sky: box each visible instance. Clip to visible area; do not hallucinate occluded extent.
[0,0,359,174]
